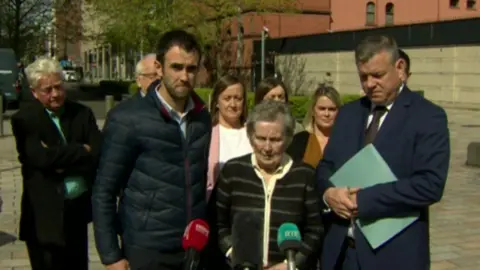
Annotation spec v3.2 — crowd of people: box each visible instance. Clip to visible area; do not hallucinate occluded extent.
[8,29,449,270]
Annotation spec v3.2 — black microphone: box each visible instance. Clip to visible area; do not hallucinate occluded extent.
[231,212,264,270]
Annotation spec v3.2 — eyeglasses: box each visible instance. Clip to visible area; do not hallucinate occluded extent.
[36,84,64,95]
[139,73,157,79]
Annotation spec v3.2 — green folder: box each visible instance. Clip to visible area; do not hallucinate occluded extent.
[329,144,419,250]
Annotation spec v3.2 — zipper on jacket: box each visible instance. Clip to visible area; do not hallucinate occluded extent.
[182,121,192,224]
[185,158,192,223]
[261,178,274,266]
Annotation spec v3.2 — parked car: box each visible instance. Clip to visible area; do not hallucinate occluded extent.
[62,66,80,82]
[0,48,32,112]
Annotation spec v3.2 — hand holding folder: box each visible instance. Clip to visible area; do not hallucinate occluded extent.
[329,144,419,249]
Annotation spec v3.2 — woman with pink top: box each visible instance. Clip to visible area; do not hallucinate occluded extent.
[206,74,252,199]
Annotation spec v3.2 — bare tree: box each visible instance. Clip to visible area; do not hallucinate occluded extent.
[1,0,52,58]
[275,54,316,95]
[54,0,83,59]
[189,0,296,80]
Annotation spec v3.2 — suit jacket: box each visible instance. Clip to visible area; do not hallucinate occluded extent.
[317,88,450,270]
[11,99,102,245]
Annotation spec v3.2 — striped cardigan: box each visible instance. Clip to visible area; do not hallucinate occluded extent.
[214,154,323,270]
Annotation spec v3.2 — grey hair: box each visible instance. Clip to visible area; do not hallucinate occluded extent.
[355,35,399,65]
[25,57,63,89]
[135,53,157,75]
[246,100,296,145]
[135,60,144,76]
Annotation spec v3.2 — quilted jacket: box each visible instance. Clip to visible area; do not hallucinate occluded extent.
[92,86,211,265]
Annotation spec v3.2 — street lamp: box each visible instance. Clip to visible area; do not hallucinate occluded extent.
[260,26,269,80]
[236,6,243,69]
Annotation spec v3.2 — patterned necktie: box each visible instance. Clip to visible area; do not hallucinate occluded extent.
[364,106,387,145]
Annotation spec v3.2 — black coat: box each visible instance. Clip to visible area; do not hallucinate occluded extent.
[11,99,102,245]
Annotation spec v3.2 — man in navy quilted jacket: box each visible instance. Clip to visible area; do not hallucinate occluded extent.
[92,30,211,270]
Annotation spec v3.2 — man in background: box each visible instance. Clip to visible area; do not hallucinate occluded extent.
[398,49,411,83]
[11,57,101,269]
[132,53,159,98]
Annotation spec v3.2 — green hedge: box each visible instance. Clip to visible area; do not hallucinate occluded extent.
[194,88,426,120]
[129,82,139,96]
[194,88,362,120]
[122,85,424,120]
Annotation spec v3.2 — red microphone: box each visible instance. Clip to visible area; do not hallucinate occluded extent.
[182,219,210,270]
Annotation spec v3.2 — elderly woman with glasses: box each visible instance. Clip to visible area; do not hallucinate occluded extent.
[212,100,324,270]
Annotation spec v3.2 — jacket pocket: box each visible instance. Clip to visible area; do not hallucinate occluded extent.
[140,191,156,230]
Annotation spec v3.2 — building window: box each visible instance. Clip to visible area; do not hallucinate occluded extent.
[366,2,376,25]
[385,3,394,25]
[450,0,459,8]
[467,0,476,9]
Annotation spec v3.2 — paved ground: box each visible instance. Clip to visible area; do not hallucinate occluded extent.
[0,106,480,269]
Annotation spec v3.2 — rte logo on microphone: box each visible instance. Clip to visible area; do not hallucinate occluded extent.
[195,224,209,237]
[285,230,300,239]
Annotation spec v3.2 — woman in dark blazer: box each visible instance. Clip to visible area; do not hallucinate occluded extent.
[287,84,342,167]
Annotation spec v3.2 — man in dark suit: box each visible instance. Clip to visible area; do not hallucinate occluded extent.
[318,35,450,270]
[11,57,102,270]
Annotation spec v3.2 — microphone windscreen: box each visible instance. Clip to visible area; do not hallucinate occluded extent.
[277,222,302,253]
[232,212,264,268]
[182,219,210,252]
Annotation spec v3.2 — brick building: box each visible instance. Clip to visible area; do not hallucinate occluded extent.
[254,16,480,104]
[330,0,480,31]
[221,0,331,69]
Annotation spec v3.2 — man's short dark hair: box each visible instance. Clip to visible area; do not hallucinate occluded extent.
[156,30,202,64]
[355,35,399,65]
[398,49,410,74]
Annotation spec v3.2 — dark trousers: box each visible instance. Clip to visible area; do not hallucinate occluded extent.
[125,246,185,270]
[340,247,360,270]
[335,239,360,270]
[26,199,89,270]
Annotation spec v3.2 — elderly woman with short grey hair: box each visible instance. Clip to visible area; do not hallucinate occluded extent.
[213,100,324,270]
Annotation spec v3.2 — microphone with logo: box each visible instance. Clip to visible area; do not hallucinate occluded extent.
[182,219,210,270]
[277,223,302,270]
[231,212,264,270]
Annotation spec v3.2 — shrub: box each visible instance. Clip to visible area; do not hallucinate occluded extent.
[195,88,213,106]
[160,88,425,120]
[129,82,139,96]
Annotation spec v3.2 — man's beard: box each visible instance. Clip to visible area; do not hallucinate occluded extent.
[164,81,191,101]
